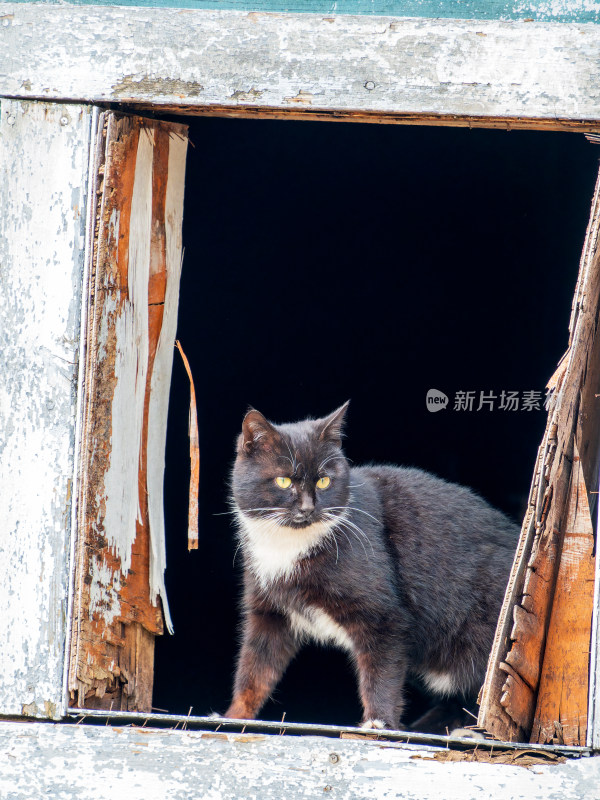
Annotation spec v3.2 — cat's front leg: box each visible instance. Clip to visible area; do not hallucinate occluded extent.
[224,609,298,720]
[354,638,407,731]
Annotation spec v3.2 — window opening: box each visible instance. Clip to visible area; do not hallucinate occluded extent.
[145,117,599,740]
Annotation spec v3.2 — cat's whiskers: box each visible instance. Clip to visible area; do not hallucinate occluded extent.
[323,509,374,558]
[327,505,382,526]
[232,540,243,567]
[334,521,368,560]
[323,526,340,564]
[216,506,287,517]
[335,519,373,559]
[242,512,287,542]
[236,507,336,586]
[322,512,355,555]
[283,438,297,473]
[244,507,287,513]
[338,517,375,557]
[226,509,282,568]
[317,454,347,472]
[321,510,372,559]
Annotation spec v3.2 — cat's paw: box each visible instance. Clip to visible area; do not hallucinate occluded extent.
[360,719,386,730]
[449,728,486,741]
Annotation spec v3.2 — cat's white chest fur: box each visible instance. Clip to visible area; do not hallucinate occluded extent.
[235,510,353,652]
[288,607,353,652]
[235,509,334,586]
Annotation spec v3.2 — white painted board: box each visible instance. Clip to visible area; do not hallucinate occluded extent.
[0,720,598,800]
[0,100,92,719]
[147,130,188,631]
[0,5,599,127]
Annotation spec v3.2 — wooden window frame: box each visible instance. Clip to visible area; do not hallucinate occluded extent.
[2,3,600,793]
[67,109,189,713]
[1,5,600,132]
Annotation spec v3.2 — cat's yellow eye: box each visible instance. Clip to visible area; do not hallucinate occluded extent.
[316,476,331,490]
[276,477,292,489]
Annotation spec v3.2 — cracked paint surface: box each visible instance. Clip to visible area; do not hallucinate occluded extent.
[0,100,92,718]
[0,7,599,125]
[0,721,599,799]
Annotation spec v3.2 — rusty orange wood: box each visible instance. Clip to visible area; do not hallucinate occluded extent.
[530,449,595,745]
[69,113,187,711]
[176,340,200,551]
[479,167,600,742]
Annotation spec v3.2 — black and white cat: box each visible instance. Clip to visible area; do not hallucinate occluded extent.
[224,402,518,730]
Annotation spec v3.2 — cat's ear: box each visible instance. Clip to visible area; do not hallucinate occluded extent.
[240,409,280,456]
[318,400,350,446]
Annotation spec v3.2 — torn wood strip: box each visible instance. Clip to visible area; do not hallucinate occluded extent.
[69,113,188,711]
[147,129,188,627]
[567,169,600,342]
[175,340,200,551]
[498,661,535,734]
[477,438,546,740]
[479,166,600,742]
[412,748,566,767]
[531,447,595,745]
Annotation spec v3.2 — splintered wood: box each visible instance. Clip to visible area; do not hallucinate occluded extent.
[478,168,600,745]
[175,340,200,550]
[530,447,595,745]
[69,113,188,711]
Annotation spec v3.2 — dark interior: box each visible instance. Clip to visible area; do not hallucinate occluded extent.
[153,115,599,729]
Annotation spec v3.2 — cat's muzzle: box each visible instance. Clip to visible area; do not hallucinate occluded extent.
[290,512,316,527]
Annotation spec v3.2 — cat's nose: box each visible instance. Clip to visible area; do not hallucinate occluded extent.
[299,494,315,514]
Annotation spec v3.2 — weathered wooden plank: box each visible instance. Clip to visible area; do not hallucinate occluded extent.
[531,447,595,746]
[479,168,600,743]
[121,623,156,713]
[0,100,93,719]
[1,6,600,129]
[8,0,600,24]
[70,113,150,710]
[69,113,188,710]
[589,441,600,750]
[0,720,597,800]
[478,440,545,739]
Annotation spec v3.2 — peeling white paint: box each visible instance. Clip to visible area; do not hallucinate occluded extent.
[147,130,188,633]
[0,101,92,718]
[102,128,154,573]
[97,210,120,364]
[89,558,122,626]
[516,0,600,16]
[0,720,598,800]
[0,6,599,124]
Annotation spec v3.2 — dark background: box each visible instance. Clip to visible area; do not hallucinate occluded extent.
[153,115,599,727]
